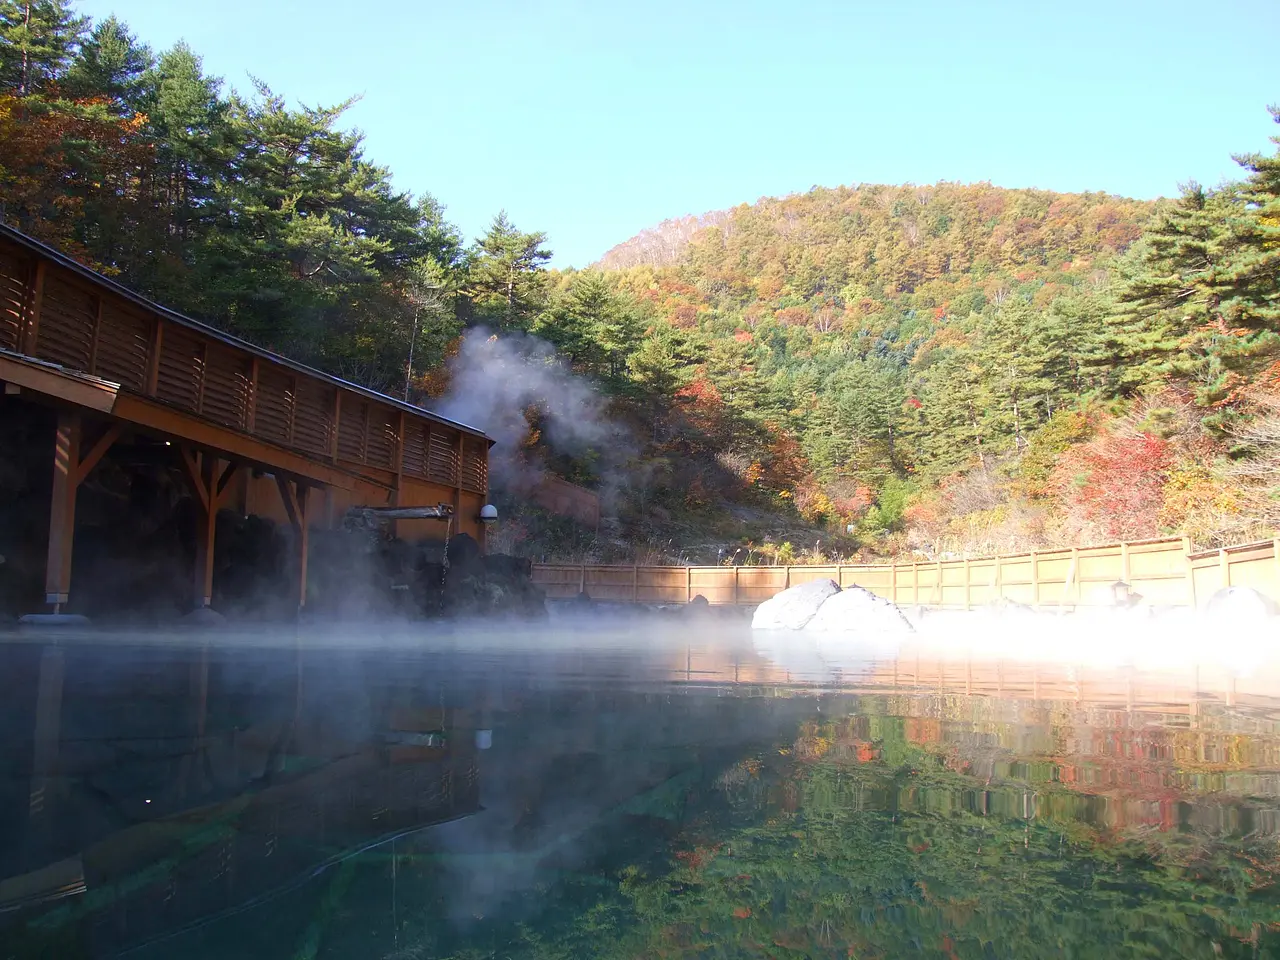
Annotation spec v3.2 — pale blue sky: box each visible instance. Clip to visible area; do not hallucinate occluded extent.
[75,0,1279,267]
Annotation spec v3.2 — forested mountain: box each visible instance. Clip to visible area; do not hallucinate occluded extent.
[3,0,1279,562]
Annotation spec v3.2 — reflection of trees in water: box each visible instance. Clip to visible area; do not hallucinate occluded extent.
[436,696,1280,960]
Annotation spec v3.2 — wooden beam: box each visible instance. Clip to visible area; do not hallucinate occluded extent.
[145,319,164,395]
[329,389,341,462]
[111,393,356,490]
[21,260,46,355]
[0,352,119,413]
[194,341,208,415]
[245,356,259,433]
[43,412,81,608]
[286,375,297,446]
[360,402,370,463]
[73,422,122,487]
[178,446,209,514]
[87,294,104,376]
[276,473,302,533]
[216,460,240,498]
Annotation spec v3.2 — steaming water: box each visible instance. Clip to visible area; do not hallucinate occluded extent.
[3,619,1280,958]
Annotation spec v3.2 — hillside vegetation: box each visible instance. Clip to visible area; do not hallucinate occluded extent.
[2,2,1279,562]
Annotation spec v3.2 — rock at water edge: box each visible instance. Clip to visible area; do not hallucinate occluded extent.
[804,584,915,635]
[1204,586,1279,620]
[751,579,840,630]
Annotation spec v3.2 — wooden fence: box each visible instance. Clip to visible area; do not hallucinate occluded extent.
[532,536,1280,609]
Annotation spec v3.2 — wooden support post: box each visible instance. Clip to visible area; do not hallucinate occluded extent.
[912,561,919,606]
[633,564,639,603]
[890,562,897,605]
[21,260,46,355]
[733,566,740,605]
[194,454,218,609]
[1219,548,1230,591]
[275,474,310,610]
[44,413,81,609]
[1120,541,1131,584]
[963,557,971,611]
[784,566,791,590]
[686,565,693,603]
[994,555,1003,601]
[579,564,586,595]
[935,559,943,607]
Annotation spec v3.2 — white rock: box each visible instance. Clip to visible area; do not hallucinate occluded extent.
[751,578,840,630]
[804,584,915,635]
[1204,586,1278,621]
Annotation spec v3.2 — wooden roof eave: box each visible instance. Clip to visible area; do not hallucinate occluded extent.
[0,224,493,446]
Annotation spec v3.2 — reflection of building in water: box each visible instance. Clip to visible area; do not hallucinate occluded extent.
[0,642,482,955]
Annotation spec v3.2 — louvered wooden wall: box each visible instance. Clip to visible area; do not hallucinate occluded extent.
[0,236,490,527]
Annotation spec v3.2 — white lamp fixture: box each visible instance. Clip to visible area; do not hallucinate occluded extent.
[479,504,498,524]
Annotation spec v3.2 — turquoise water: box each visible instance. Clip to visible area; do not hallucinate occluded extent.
[2,625,1279,958]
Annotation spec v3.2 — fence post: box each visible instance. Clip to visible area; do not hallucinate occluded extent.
[963,557,971,611]
[580,564,586,595]
[1120,541,1131,584]
[733,566,740,605]
[784,566,791,590]
[890,561,897,605]
[686,565,692,602]
[1219,548,1230,591]
[994,555,1002,601]
[837,564,844,589]
[1183,536,1197,609]
[1031,551,1040,609]
[1274,539,1280,603]
[913,561,919,606]
[633,564,639,603]
[934,559,943,607]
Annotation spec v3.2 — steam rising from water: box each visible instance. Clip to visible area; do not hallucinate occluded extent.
[431,328,635,502]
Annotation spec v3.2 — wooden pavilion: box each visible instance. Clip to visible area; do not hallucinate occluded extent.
[0,224,493,614]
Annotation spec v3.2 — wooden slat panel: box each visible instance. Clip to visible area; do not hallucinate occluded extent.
[0,247,27,351]
[254,364,294,446]
[155,324,205,411]
[366,405,397,469]
[32,273,96,372]
[93,301,150,390]
[293,378,334,458]
[428,428,458,485]
[403,422,428,478]
[201,343,251,429]
[337,397,367,463]
[461,437,487,493]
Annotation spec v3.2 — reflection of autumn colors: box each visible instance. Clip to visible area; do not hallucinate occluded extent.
[488,657,1280,958]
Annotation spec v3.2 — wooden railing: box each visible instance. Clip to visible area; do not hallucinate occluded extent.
[533,537,1280,608]
[0,225,489,494]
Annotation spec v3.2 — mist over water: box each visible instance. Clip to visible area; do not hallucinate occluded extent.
[4,612,1280,958]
